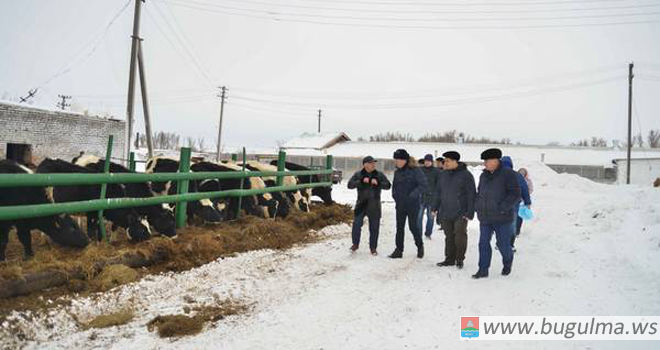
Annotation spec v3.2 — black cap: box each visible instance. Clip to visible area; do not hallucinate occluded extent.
[442,151,460,161]
[435,157,444,162]
[393,149,409,160]
[424,154,434,161]
[480,148,503,160]
[362,156,377,164]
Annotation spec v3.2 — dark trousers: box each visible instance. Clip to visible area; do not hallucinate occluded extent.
[440,217,468,263]
[511,216,523,247]
[352,210,381,250]
[478,222,514,272]
[395,205,423,252]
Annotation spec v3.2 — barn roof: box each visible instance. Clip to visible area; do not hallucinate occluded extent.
[281,132,351,150]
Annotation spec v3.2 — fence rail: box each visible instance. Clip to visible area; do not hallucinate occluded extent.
[1,138,335,239]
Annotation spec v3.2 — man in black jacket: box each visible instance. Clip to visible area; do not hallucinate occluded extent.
[389,149,428,259]
[347,156,391,255]
[432,151,476,269]
[418,154,441,239]
[472,148,521,279]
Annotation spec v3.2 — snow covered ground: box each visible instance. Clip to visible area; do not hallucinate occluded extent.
[2,161,660,349]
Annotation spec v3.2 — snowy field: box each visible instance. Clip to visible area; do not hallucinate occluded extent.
[3,161,660,349]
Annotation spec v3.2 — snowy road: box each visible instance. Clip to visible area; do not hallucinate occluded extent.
[6,161,660,349]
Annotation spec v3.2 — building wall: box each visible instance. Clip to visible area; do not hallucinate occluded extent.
[0,102,126,164]
[615,158,660,186]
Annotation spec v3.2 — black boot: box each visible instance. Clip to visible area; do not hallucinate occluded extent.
[436,260,455,267]
[456,260,464,269]
[502,265,512,276]
[472,270,489,279]
[388,249,403,259]
[417,245,424,259]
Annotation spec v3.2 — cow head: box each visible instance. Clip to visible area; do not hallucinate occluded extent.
[313,186,334,205]
[126,216,152,242]
[40,214,89,248]
[148,204,177,238]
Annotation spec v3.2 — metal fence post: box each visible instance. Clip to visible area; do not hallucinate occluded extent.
[175,147,191,229]
[276,150,286,187]
[128,152,136,172]
[231,153,238,162]
[236,147,246,219]
[325,154,333,182]
[98,135,114,242]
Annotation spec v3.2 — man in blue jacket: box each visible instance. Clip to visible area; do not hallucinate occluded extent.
[389,149,428,259]
[500,156,531,251]
[473,148,521,279]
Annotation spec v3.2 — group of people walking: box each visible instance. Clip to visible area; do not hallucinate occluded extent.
[348,147,533,279]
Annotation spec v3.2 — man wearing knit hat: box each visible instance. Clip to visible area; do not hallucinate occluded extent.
[472,148,521,279]
[418,154,440,239]
[432,151,476,269]
[347,156,391,256]
[389,149,428,259]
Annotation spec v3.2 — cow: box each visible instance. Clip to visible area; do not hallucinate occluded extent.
[72,154,177,238]
[145,157,225,223]
[269,160,334,205]
[36,158,152,242]
[1,160,88,261]
[239,161,292,218]
[200,161,279,219]
[242,161,309,213]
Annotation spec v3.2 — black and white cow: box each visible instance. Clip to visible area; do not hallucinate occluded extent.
[145,157,224,223]
[243,161,310,213]
[1,160,88,261]
[269,160,334,205]
[36,158,152,242]
[198,161,278,219]
[240,161,292,218]
[72,154,177,238]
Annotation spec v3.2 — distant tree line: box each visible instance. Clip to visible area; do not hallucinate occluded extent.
[135,131,210,152]
[570,130,660,148]
[359,130,511,145]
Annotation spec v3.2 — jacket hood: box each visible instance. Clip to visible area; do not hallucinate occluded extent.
[501,156,513,169]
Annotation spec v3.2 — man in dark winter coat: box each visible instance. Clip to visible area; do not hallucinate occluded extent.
[432,151,476,269]
[500,156,531,251]
[473,148,521,279]
[418,154,441,239]
[389,149,428,259]
[347,156,391,255]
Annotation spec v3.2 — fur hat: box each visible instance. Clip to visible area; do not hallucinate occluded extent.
[480,148,502,160]
[393,149,409,160]
[442,151,460,161]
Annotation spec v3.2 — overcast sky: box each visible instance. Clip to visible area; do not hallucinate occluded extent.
[2,0,660,151]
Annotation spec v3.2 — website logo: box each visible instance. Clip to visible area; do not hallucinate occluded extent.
[461,317,480,338]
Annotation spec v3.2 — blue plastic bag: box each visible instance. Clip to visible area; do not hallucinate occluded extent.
[518,204,534,221]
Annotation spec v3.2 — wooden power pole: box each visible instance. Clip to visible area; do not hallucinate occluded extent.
[317,109,322,133]
[137,40,154,158]
[125,0,143,163]
[626,62,634,185]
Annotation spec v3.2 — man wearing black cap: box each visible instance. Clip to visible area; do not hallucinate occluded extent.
[347,156,391,255]
[435,157,445,170]
[472,148,521,279]
[418,154,441,239]
[390,149,428,259]
[432,151,476,269]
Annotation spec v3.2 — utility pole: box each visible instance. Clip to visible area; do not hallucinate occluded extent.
[216,86,227,161]
[626,62,634,185]
[57,95,71,110]
[125,0,143,163]
[317,109,322,133]
[137,40,154,158]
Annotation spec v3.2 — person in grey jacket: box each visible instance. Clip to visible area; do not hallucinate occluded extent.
[389,149,428,259]
[472,148,521,279]
[432,151,476,269]
[418,154,441,239]
[347,156,391,255]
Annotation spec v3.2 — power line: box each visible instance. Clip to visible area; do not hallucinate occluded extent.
[177,0,660,15]
[163,0,660,23]
[160,0,660,29]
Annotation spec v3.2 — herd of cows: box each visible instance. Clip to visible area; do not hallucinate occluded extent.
[0,155,334,262]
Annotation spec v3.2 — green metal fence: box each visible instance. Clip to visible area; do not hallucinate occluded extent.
[0,139,335,240]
